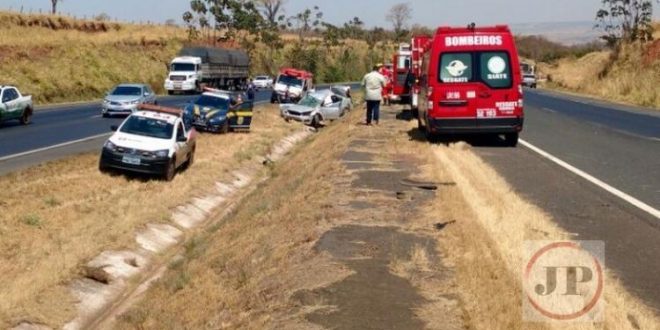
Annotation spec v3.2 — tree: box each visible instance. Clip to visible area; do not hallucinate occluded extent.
[287,6,323,41]
[596,0,658,46]
[256,0,286,25]
[94,13,111,21]
[386,2,412,40]
[51,0,62,14]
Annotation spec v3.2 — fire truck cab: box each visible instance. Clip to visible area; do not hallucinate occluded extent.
[271,68,314,104]
[417,25,524,146]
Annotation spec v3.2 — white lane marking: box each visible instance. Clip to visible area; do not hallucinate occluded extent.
[0,133,112,162]
[2,101,272,163]
[91,114,102,119]
[520,139,660,220]
[541,107,557,113]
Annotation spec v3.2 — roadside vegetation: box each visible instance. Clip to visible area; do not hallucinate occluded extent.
[0,11,186,104]
[520,0,660,109]
[0,2,395,106]
[0,104,297,328]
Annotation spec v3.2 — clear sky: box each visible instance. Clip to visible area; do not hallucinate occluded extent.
[1,0,658,26]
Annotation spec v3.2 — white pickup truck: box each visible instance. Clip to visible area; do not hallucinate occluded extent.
[0,86,33,125]
[99,105,197,181]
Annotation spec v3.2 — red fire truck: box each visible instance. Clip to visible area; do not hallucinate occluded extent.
[410,35,432,115]
[388,43,413,104]
[271,68,314,104]
[416,25,524,146]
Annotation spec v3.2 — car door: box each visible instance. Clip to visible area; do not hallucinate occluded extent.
[228,100,253,129]
[145,86,156,104]
[174,122,189,167]
[2,89,20,119]
[321,95,342,120]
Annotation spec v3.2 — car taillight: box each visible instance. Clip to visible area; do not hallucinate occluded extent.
[427,87,434,111]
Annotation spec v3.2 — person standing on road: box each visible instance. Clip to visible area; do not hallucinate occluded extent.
[361,65,387,125]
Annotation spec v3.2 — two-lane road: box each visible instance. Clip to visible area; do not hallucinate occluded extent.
[475,88,660,311]
[0,90,274,174]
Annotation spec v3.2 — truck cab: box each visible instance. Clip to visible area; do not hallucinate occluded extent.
[417,25,524,146]
[271,68,314,104]
[0,85,33,125]
[164,56,203,94]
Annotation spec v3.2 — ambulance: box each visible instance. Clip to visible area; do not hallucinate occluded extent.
[417,25,524,146]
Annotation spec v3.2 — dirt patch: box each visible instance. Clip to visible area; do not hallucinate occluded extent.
[294,225,436,330]
[341,150,375,162]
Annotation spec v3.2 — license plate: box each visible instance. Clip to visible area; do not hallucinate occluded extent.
[174,84,182,90]
[122,155,141,165]
[477,109,497,118]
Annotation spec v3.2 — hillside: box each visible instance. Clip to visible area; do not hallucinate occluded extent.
[0,11,391,105]
[539,23,660,109]
[0,12,185,104]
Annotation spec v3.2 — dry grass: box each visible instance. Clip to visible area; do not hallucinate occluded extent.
[113,105,356,330]
[0,11,185,104]
[540,22,660,109]
[0,104,297,328]
[431,142,660,329]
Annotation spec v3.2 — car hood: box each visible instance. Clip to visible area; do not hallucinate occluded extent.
[106,95,142,103]
[109,132,173,152]
[185,104,228,119]
[282,104,317,114]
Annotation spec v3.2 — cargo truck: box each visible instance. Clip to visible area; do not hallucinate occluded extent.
[164,47,249,95]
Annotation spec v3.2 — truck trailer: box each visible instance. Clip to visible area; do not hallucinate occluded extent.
[164,46,249,94]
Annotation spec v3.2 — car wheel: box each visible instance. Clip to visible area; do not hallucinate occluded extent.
[163,158,176,181]
[19,107,33,125]
[154,100,159,106]
[168,91,174,96]
[311,114,322,129]
[504,133,519,147]
[183,149,195,170]
[99,161,109,173]
[221,121,230,134]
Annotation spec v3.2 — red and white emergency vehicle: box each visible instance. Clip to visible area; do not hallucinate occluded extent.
[417,25,524,146]
[389,43,413,104]
[410,35,432,114]
[271,68,314,104]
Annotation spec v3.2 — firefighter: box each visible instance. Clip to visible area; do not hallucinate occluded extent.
[378,63,393,106]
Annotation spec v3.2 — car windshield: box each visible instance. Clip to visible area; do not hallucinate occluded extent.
[195,95,230,109]
[278,75,303,87]
[171,63,196,72]
[120,116,174,139]
[111,86,142,96]
[439,51,513,89]
[298,94,322,107]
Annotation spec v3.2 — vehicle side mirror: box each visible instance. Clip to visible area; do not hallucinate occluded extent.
[110,125,118,132]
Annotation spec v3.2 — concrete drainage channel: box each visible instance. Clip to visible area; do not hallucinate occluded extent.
[12,128,314,330]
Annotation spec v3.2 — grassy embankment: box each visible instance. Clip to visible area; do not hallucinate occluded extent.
[0,103,300,328]
[0,11,391,105]
[539,23,660,109]
[0,11,185,104]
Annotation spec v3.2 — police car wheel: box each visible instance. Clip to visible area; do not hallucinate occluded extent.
[164,159,176,181]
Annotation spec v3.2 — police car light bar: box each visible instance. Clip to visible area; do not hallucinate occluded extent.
[137,103,182,116]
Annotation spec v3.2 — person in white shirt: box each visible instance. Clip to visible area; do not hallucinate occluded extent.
[361,65,387,125]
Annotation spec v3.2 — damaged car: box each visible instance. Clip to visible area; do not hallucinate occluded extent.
[280,89,352,128]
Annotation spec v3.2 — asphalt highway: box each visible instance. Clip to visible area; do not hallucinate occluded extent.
[473,88,660,311]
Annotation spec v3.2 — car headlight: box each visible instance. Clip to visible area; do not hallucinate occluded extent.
[154,150,169,158]
[104,141,117,151]
[103,99,110,104]
[209,116,226,123]
[130,100,140,105]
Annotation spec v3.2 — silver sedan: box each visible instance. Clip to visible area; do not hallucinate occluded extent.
[102,84,158,117]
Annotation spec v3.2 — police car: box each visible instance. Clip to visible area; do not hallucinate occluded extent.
[183,88,253,133]
[99,104,197,181]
